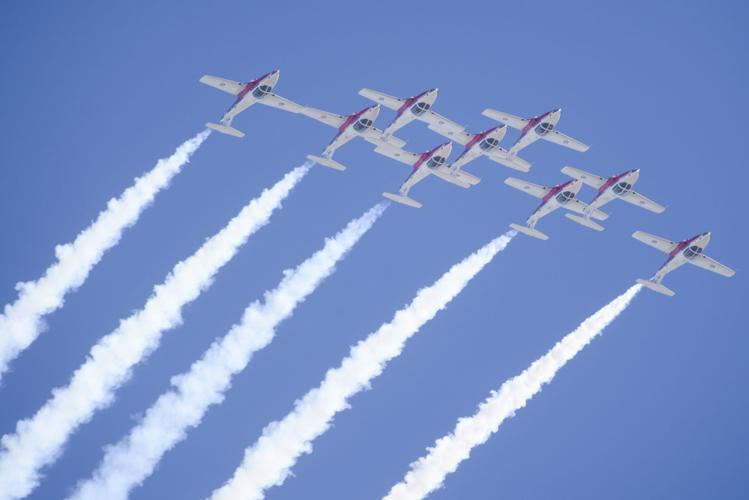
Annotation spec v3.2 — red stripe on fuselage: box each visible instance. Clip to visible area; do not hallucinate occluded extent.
[533,179,574,214]
[227,72,271,113]
[396,90,429,118]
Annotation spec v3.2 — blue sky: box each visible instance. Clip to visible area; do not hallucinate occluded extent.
[0,1,746,498]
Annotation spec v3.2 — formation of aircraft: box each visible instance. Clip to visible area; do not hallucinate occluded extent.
[199,69,736,296]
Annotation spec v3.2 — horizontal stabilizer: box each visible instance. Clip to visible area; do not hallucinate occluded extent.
[510,223,549,240]
[307,155,346,171]
[206,122,244,138]
[637,278,675,297]
[565,213,605,231]
[383,192,422,208]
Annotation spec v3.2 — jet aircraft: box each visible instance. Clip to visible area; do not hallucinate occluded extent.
[301,104,404,171]
[374,142,478,208]
[561,166,665,228]
[483,108,589,156]
[358,87,465,139]
[199,70,302,138]
[449,125,531,175]
[632,231,735,296]
[505,177,607,240]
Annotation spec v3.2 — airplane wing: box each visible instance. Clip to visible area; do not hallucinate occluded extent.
[439,130,472,146]
[632,231,678,253]
[566,199,608,220]
[431,166,471,188]
[199,75,244,95]
[452,147,481,169]
[561,166,605,188]
[689,254,736,277]
[482,109,528,130]
[504,177,548,199]
[361,127,406,149]
[487,150,531,172]
[358,88,403,110]
[420,111,465,138]
[619,191,666,213]
[300,106,347,128]
[544,130,590,152]
[373,144,419,166]
[258,93,304,113]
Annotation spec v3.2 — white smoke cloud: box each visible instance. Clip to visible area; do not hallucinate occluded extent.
[69,202,388,500]
[384,284,641,500]
[0,163,311,500]
[209,231,516,500]
[0,131,210,383]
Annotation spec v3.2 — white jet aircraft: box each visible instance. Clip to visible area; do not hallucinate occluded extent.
[449,125,531,175]
[358,88,465,138]
[505,177,608,240]
[301,104,405,171]
[632,231,735,296]
[199,70,303,138]
[374,142,479,208]
[482,108,589,156]
[561,166,665,228]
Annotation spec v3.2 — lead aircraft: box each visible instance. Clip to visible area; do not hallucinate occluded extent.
[505,177,608,240]
[483,108,589,156]
[374,142,479,208]
[561,166,665,228]
[358,88,465,139]
[301,104,405,171]
[199,70,302,138]
[632,231,735,296]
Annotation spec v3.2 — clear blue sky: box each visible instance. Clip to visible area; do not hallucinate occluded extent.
[1,1,746,498]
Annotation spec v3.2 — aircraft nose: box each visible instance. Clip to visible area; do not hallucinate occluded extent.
[634,168,641,173]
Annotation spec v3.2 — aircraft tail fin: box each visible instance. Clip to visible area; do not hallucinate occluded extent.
[306,155,346,171]
[636,278,675,297]
[206,122,245,138]
[383,192,422,208]
[510,223,549,240]
[565,213,605,231]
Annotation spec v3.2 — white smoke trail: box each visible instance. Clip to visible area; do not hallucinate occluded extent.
[384,284,642,500]
[210,231,516,500]
[0,163,311,500]
[69,202,387,500]
[0,131,210,383]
